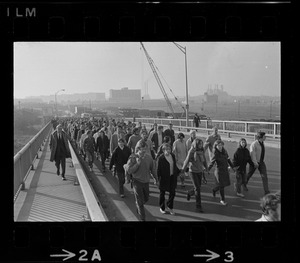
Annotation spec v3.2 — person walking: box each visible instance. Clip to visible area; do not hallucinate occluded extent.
[182,138,208,212]
[49,124,71,181]
[172,133,188,188]
[83,130,96,172]
[164,123,176,146]
[109,138,131,198]
[186,130,197,152]
[76,123,86,152]
[127,127,142,153]
[232,138,254,197]
[149,124,165,153]
[96,129,110,172]
[81,128,91,160]
[193,113,201,128]
[125,127,133,144]
[110,125,123,156]
[124,141,158,221]
[207,140,235,206]
[157,143,180,215]
[245,131,270,195]
[156,136,171,159]
[204,126,222,161]
[135,130,154,158]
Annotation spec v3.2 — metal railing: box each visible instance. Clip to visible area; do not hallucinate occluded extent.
[68,141,108,221]
[14,121,52,200]
[126,117,281,139]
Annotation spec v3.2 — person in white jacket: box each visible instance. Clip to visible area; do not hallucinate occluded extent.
[246,131,270,195]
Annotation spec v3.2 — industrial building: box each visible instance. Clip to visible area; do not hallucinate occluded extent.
[109,87,141,102]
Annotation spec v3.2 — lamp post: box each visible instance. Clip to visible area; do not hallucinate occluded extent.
[55,89,65,116]
[173,42,189,126]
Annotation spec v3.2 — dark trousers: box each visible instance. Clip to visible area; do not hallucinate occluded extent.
[188,172,203,208]
[116,171,125,195]
[247,161,269,194]
[159,190,176,210]
[99,151,107,168]
[132,179,150,221]
[213,185,225,201]
[235,170,247,193]
[55,156,66,176]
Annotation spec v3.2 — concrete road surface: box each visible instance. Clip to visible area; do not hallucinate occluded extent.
[86,137,280,221]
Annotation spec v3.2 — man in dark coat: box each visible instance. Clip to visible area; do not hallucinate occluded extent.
[96,129,110,171]
[232,138,254,197]
[109,138,131,197]
[49,124,71,180]
[149,124,165,153]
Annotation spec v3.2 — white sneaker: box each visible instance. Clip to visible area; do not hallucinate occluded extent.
[166,207,175,215]
[220,200,228,206]
[160,208,166,214]
[236,192,245,198]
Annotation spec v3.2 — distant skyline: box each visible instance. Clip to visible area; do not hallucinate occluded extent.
[14,42,280,100]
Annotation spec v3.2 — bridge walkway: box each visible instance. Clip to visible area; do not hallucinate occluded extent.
[14,133,88,222]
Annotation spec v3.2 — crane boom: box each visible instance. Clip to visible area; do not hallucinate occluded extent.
[140,42,176,118]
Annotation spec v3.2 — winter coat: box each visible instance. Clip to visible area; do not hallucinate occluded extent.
[232,146,254,173]
[49,130,71,162]
[83,136,96,153]
[109,145,131,173]
[208,149,233,188]
[96,134,109,153]
[149,131,165,152]
[157,153,180,192]
[127,134,142,153]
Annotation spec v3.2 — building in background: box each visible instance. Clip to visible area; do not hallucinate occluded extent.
[109,87,141,102]
[204,84,231,103]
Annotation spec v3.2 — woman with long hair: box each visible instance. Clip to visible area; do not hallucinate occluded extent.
[208,140,235,206]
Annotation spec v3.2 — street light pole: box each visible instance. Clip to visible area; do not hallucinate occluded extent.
[184,46,189,126]
[173,42,189,126]
[55,89,65,117]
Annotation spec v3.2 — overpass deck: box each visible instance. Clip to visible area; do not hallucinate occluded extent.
[14,135,88,222]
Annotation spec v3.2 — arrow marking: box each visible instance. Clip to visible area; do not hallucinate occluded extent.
[194,249,220,262]
[50,249,76,261]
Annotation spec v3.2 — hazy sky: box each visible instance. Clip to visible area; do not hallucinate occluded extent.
[14,42,280,100]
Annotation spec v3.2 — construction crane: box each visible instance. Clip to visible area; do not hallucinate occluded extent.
[140,42,176,118]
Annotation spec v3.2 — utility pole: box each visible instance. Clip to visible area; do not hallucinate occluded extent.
[173,42,189,126]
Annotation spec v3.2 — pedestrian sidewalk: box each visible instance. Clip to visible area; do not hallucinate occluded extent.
[14,135,88,222]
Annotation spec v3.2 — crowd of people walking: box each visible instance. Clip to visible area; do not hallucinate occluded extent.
[50,116,277,221]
